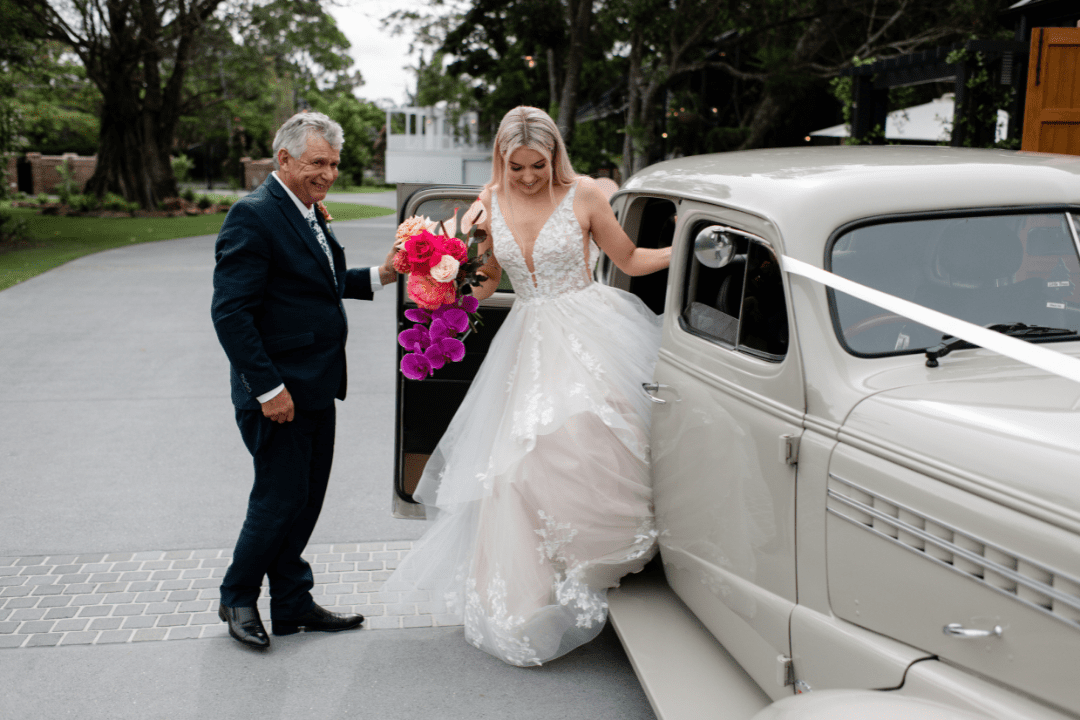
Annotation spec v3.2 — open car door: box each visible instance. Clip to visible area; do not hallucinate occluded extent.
[392,183,515,518]
[391,182,673,518]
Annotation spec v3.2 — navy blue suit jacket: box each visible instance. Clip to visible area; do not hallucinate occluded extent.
[211,176,374,411]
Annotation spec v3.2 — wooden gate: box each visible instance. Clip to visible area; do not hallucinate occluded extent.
[1022,27,1080,154]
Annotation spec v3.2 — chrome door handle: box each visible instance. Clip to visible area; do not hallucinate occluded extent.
[943,623,1003,639]
[641,382,670,404]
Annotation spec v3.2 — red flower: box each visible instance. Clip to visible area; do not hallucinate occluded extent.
[404,230,441,273]
[442,237,468,264]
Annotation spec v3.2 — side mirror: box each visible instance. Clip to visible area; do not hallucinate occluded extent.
[694,225,736,268]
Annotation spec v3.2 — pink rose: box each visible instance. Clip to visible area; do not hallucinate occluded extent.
[429,255,461,283]
[407,273,457,310]
[392,250,411,275]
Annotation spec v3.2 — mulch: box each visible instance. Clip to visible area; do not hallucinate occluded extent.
[10,197,232,218]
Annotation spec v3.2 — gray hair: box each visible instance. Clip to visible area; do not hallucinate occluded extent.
[272,112,344,167]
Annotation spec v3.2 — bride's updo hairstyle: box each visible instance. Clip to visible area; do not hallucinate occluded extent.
[488,106,578,202]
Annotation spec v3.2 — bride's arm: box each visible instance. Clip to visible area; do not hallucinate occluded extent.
[464,190,502,301]
[579,178,671,277]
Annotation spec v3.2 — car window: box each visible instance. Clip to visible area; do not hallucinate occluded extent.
[829,211,1080,356]
[679,222,789,361]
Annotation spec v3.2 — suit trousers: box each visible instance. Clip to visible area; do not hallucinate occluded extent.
[219,403,336,618]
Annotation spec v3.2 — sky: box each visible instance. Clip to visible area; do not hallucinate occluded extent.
[329,0,427,107]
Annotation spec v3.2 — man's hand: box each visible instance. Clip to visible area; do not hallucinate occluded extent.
[261,387,295,423]
[379,243,399,286]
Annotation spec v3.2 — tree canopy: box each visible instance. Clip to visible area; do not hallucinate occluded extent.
[393,0,1016,178]
[21,0,370,208]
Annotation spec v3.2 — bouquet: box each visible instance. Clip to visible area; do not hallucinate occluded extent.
[394,202,491,380]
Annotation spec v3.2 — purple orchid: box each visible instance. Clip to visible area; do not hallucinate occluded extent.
[459,295,479,314]
[433,306,470,335]
[404,308,432,324]
[401,352,431,380]
[398,324,430,353]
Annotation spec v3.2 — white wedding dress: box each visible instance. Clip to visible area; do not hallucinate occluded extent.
[384,180,662,666]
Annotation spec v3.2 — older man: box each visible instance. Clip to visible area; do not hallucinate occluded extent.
[211,112,397,649]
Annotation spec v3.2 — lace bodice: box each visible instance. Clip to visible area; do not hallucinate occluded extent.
[491,182,596,302]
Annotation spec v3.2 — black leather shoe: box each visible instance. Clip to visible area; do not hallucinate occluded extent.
[218,603,270,649]
[272,603,364,635]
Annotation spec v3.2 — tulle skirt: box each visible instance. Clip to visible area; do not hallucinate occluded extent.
[383,283,662,666]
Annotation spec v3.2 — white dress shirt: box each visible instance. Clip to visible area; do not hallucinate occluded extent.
[258,172,383,405]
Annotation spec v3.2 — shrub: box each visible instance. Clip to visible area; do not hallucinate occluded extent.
[55,160,78,204]
[172,154,194,184]
[103,192,129,212]
[197,194,212,210]
[0,207,29,244]
[36,193,50,205]
[181,187,196,203]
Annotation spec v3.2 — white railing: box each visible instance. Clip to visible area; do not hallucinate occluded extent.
[384,105,492,184]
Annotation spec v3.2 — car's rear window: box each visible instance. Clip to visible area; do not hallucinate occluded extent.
[829,211,1080,356]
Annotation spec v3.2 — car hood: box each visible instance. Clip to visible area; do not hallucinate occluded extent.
[841,371,1080,522]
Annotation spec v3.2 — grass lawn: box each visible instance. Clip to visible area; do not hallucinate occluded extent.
[0,201,393,292]
[334,184,396,193]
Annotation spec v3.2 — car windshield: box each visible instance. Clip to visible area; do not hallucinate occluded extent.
[830,211,1080,356]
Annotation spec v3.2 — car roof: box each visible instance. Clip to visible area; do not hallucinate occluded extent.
[620,146,1080,261]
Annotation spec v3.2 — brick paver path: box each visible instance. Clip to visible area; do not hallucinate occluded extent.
[0,541,458,648]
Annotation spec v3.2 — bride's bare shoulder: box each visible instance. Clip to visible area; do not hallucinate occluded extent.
[574,176,614,210]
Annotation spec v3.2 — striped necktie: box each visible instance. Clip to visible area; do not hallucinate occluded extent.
[306,208,337,287]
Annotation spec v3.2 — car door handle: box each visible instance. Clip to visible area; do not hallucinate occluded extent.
[943,622,1003,639]
[641,382,670,404]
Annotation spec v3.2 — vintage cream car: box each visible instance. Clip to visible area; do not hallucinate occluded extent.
[393,146,1080,720]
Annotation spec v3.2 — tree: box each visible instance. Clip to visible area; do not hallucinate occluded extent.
[27,0,357,208]
[11,41,102,156]
[389,0,599,144]
[307,91,385,186]
[1,0,48,189]
[27,0,226,208]
[173,2,355,185]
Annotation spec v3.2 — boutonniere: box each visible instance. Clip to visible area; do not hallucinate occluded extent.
[317,201,333,223]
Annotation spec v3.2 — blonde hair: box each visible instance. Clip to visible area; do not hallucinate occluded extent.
[486,107,577,202]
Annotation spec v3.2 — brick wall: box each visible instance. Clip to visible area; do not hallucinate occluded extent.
[241,157,274,190]
[25,153,97,195]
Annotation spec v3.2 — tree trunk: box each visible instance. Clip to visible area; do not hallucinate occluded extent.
[41,0,223,209]
[621,31,644,181]
[738,17,832,150]
[547,48,559,111]
[556,0,594,147]
[84,50,177,206]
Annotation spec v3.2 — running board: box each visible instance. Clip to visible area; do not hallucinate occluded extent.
[609,562,772,720]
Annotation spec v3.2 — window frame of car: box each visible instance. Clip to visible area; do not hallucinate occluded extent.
[824,204,1080,360]
[676,214,790,364]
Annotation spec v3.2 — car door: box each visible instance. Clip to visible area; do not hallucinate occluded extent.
[392,184,515,518]
[633,197,806,701]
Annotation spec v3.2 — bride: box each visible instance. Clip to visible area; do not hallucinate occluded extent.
[384,106,671,666]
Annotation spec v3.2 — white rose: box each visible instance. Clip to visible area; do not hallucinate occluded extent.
[430,255,460,283]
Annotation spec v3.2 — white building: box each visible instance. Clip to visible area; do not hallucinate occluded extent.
[810,93,1009,144]
[384,106,492,185]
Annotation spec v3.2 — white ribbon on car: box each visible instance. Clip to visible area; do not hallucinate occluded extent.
[781,255,1080,385]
